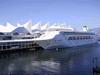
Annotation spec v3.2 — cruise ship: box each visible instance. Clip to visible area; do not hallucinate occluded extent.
[34,25,97,49]
[0,21,97,50]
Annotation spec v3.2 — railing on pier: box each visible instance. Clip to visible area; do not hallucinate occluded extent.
[0,41,42,51]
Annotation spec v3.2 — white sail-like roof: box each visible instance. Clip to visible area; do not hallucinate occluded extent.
[31,22,42,32]
[0,21,75,33]
[0,22,17,33]
[23,20,32,33]
[14,20,33,34]
[17,23,22,27]
[6,22,17,32]
[40,22,50,30]
[31,22,41,30]
[48,23,74,31]
[0,25,7,32]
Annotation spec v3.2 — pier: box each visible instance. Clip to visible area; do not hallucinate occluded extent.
[0,40,43,51]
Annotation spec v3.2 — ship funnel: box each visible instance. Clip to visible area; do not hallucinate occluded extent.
[83,26,88,32]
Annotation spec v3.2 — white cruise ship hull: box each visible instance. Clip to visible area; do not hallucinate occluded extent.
[35,38,97,49]
[34,31,97,49]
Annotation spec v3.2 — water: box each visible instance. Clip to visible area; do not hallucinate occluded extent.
[0,43,100,75]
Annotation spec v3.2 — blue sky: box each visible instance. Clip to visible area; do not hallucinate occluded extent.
[0,0,100,29]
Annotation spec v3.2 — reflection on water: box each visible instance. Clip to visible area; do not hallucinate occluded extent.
[7,60,60,75]
[0,43,100,75]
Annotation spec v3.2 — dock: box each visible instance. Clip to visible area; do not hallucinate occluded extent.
[0,39,43,51]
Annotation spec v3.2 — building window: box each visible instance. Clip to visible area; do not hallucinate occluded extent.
[13,32,19,35]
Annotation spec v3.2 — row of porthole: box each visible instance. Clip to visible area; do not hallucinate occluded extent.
[68,36,94,40]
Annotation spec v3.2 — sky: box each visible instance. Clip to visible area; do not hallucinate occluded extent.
[0,0,100,29]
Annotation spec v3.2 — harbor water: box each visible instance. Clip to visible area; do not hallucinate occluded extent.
[0,43,100,75]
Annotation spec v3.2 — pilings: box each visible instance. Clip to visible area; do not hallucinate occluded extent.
[0,41,42,51]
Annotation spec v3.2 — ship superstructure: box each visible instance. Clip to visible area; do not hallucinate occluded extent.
[33,25,97,49]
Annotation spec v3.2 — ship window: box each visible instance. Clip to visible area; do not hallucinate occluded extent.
[72,37,75,40]
[13,32,19,35]
[83,36,85,39]
[68,37,71,40]
[68,35,94,40]
[88,36,89,39]
[27,33,31,35]
[0,32,4,35]
[77,37,79,40]
[80,36,83,39]
[68,36,76,40]
[91,36,93,39]
[68,37,73,40]
[87,36,88,39]
[88,36,90,39]
[86,36,87,39]
[3,36,12,40]
[89,36,93,39]
[85,36,87,39]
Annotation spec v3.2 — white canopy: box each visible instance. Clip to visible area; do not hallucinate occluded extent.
[0,22,16,33]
